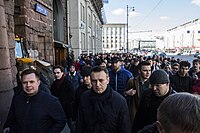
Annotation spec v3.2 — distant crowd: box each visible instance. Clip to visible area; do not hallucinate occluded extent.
[3,53,200,133]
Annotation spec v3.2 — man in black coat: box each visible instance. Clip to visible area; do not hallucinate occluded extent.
[170,61,193,93]
[138,93,200,133]
[3,69,66,133]
[76,66,131,133]
[51,65,74,131]
[133,69,176,133]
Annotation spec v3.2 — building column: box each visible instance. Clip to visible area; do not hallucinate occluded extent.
[0,0,14,131]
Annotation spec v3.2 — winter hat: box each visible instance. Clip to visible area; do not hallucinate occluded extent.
[81,66,92,76]
[150,69,170,84]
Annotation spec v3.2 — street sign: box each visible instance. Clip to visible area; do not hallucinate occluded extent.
[35,3,48,16]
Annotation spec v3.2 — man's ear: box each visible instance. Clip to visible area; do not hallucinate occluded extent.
[156,121,164,133]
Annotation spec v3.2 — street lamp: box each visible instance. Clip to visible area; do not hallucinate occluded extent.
[126,5,134,53]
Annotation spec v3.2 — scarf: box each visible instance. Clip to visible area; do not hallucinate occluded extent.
[54,75,65,89]
[90,86,113,125]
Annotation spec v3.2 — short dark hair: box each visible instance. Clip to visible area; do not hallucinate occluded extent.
[91,66,109,75]
[157,93,200,133]
[193,59,200,64]
[179,61,190,69]
[21,68,40,80]
[138,61,151,70]
[53,65,64,72]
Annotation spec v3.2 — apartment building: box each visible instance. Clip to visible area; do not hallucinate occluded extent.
[102,23,126,53]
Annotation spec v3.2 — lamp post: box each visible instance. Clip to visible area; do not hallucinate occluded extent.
[126,5,134,53]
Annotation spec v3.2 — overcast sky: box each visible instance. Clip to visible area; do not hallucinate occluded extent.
[104,0,200,33]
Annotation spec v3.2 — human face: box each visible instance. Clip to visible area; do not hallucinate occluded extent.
[21,73,40,96]
[179,66,189,76]
[172,66,179,72]
[193,62,200,71]
[70,66,75,72]
[83,75,91,86]
[91,71,110,94]
[54,68,64,79]
[151,83,169,97]
[112,61,121,71]
[140,65,151,79]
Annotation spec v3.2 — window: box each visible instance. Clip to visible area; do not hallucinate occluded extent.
[80,3,85,22]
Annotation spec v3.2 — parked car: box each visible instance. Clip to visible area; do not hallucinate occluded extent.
[194,52,200,57]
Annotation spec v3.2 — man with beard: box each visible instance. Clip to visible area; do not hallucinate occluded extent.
[75,66,131,133]
[189,59,200,94]
[124,61,151,126]
[109,56,133,96]
[133,69,176,133]
[51,65,74,132]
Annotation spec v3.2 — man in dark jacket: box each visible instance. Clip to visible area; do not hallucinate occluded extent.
[51,65,74,131]
[133,69,176,133]
[138,93,200,133]
[170,61,193,92]
[73,66,92,121]
[109,57,133,96]
[3,68,66,133]
[76,66,131,133]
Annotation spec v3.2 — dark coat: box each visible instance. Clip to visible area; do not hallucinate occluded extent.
[109,67,133,96]
[170,72,193,92]
[3,91,67,133]
[138,123,158,133]
[65,71,83,91]
[133,87,176,133]
[76,86,131,133]
[73,84,91,121]
[51,76,74,118]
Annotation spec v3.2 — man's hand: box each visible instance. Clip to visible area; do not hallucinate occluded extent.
[125,89,136,96]
[3,127,10,133]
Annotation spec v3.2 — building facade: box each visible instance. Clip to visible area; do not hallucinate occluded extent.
[69,0,105,58]
[102,23,126,53]
[165,18,200,53]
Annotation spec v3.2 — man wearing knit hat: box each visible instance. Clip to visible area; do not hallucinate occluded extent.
[133,69,176,132]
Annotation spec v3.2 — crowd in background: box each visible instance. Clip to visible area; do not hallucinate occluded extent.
[3,52,200,133]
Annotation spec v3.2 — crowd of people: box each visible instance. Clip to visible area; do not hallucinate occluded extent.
[3,53,200,133]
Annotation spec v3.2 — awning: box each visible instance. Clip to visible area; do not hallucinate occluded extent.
[54,40,69,48]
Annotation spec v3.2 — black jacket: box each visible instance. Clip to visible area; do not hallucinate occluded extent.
[133,87,176,133]
[170,72,193,92]
[4,91,67,133]
[51,76,74,118]
[138,123,158,133]
[73,84,91,121]
[76,86,131,133]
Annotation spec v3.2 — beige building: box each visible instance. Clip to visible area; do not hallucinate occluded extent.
[165,18,200,53]
[102,23,126,53]
[69,0,105,58]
